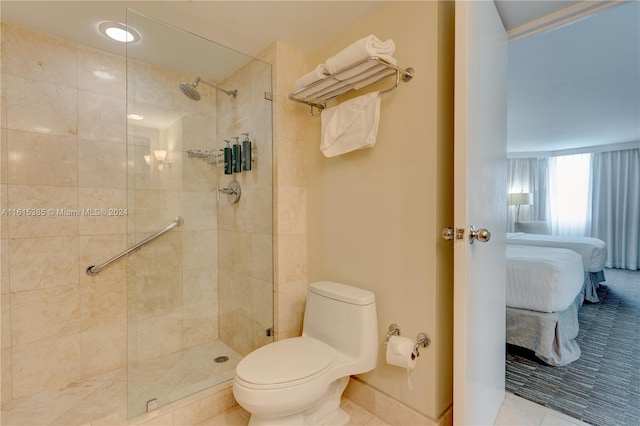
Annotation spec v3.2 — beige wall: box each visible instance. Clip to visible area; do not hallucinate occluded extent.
[305,2,455,420]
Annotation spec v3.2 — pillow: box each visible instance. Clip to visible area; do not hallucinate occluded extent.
[514,221,550,235]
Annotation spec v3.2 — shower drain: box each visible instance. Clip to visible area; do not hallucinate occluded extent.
[214,355,230,363]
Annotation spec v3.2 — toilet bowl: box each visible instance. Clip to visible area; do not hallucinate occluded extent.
[232,281,378,426]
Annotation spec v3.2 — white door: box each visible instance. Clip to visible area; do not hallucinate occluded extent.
[453,1,508,425]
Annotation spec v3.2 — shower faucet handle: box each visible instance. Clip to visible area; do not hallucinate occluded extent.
[217,180,241,204]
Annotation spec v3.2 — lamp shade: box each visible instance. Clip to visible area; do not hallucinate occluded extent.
[508,192,533,206]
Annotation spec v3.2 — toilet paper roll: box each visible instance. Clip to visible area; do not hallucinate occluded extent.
[385,336,417,369]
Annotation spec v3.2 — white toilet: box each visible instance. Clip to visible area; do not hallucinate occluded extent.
[232,281,378,425]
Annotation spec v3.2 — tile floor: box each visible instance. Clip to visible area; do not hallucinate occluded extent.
[201,392,591,426]
[1,340,240,425]
[2,345,591,426]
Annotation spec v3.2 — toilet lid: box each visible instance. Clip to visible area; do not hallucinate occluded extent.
[236,337,336,385]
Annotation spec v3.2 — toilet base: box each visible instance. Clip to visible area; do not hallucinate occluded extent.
[246,376,350,426]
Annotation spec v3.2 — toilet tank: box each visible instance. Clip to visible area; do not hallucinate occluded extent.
[302,281,378,367]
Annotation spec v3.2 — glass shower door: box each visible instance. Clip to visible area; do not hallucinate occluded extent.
[125,9,273,418]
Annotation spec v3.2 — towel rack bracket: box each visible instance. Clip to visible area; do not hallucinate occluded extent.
[402,67,415,83]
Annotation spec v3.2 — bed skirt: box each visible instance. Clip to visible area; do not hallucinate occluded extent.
[506,292,584,366]
[584,270,605,303]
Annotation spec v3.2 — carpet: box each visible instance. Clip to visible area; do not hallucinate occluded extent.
[506,268,640,426]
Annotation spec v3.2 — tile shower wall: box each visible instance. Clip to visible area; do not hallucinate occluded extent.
[1,23,128,401]
[0,23,220,404]
[216,54,273,356]
[126,56,219,366]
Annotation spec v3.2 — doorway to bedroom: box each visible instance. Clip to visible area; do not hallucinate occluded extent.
[503,2,640,425]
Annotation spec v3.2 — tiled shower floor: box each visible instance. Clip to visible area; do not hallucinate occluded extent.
[1,340,241,426]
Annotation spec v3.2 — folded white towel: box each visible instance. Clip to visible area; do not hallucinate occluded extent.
[325,35,396,74]
[320,92,380,157]
[294,63,330,91]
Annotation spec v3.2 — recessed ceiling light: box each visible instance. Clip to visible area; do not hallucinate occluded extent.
[98,21,140,43]
[127,114,144,120]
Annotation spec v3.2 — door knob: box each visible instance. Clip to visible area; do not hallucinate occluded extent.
[442,227,455,241]
[469,225,491,244]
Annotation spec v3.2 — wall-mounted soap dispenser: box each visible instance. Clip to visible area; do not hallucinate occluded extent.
[223,140,233,175]
[241,132,252,171]
[232,136,242,173]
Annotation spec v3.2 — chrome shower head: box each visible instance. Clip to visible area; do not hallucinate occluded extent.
[179,79,201,101]
[179,76,238,100]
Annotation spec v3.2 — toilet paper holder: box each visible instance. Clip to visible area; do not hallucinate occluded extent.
[384,324,401,344]
[384,324,431,359]
[412,333,431,360]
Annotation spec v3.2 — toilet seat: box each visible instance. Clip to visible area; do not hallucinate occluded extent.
[236,337,336,387]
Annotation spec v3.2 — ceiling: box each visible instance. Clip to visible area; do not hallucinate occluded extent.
[505,0,640,154]
[2,1,637,153]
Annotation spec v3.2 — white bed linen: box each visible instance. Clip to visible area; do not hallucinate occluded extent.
[506,232,607,273]
[506,245,584,313]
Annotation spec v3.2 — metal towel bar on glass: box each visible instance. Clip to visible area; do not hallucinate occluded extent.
[86,216,183,276]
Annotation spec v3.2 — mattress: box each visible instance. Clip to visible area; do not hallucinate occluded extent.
[506,245,584,313]
[506,232,607,273]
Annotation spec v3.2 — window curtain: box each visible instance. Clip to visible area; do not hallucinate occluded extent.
[588,148,640,270]
[547,153,591,236]
[507,158,549,232]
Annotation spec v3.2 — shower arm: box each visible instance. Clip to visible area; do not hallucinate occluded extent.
[198,77,238,98]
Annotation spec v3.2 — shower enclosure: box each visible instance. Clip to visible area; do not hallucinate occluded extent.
[125,10,273,418]
[0,7,273,424]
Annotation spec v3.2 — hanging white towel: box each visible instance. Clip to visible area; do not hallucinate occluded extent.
[325,35,396,74]
[294,64,330,91]
[320,92,380,158]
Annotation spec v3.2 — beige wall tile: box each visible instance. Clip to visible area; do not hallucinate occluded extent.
[9,236,79,293]
[78,187,127,236]
[127,231,182,277]
[80,279,125,331]
[131,271,182,319]
[7,130,78,187]
[6,76,77,136]
[182,303,217,348]
[182,191,217,231]
[2,24,77,88]
[182,153,218,193]
[181,112,217,151]
[78,139,126,189]
[182,267,217,307]
[1,294,11,349]
[7,185,78,238]
[1,347,12,404]
[134,311,183,361]
[79,234,126,284]
[80,322,126,377]
[132,190,182,233]
[275,135,307,188]
[10,285,80,346]
[1,128,7,185]
[77,91,126,143]
[182,230,217,270]
[11,334,81,398]
[276,234,307,284]
[0,238,8,294]
[77,44,126,98]
[276,186,306,235]
[1,184,8,238]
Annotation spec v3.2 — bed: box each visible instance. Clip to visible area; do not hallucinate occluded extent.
[506,245,585,366]
[506,232,608,302]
